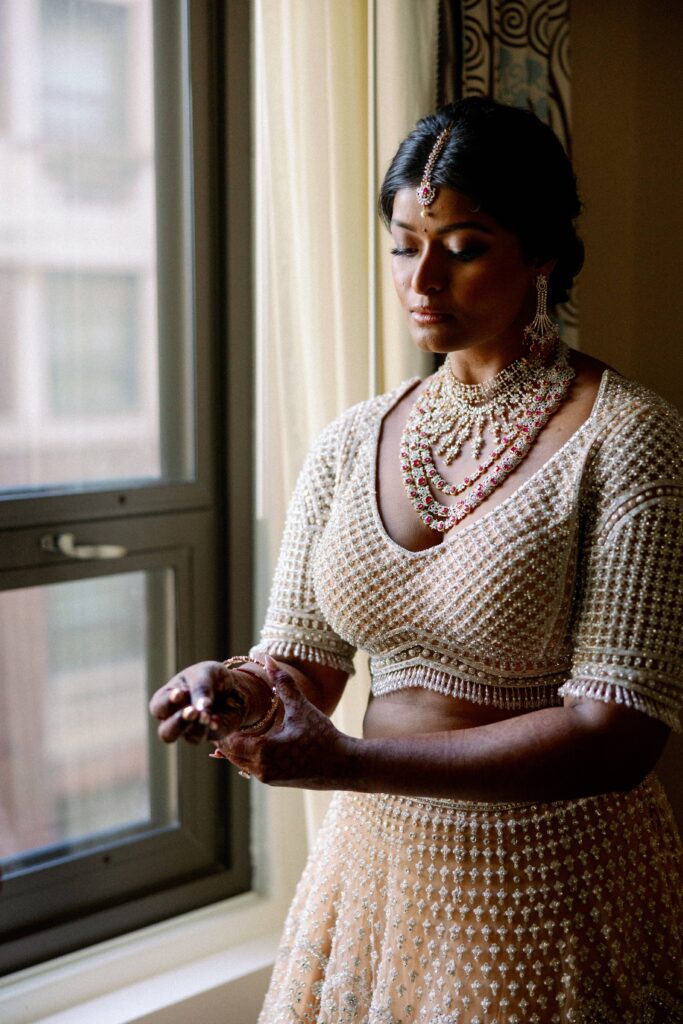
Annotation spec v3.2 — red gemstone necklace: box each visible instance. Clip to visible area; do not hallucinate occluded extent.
[399,343,574,532]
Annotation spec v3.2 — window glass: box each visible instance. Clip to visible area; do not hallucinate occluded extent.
[0,0,193,493]
[41,0,127,146]
[46,272,138,418]
[0,569,178,871]
[0,272,14,415]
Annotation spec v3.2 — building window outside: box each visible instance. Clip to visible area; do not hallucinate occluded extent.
[45,272,139,418]
[41,0,128,146]
[0,570,176,870]
[0,0,160,491]
[0,272,16,416]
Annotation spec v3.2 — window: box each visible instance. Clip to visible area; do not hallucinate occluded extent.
[0,273,15,416]
[0,0,253,975]
[41,0,128,146]
[45,272,140,418]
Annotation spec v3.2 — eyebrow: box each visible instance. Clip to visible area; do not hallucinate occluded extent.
[391,218,494,236]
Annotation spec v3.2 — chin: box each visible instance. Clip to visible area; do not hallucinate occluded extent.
[412,332,468,355]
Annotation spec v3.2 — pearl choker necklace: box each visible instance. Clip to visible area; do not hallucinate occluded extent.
[400,343,575,532]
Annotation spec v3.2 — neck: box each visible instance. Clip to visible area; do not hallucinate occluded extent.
[446,338,527,385]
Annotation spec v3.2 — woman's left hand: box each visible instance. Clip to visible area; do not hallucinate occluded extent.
[215,660,355,789]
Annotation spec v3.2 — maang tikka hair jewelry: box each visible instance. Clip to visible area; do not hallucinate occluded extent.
[523,273,561,360]
[416,124,453,214]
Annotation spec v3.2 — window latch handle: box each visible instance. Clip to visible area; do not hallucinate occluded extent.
[40,532,128,560]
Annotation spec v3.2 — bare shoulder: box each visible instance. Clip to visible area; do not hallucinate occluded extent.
[568,348,611,388]
[566,348,611,417]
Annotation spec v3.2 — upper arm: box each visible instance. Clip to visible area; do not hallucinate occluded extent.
[563,694,671,790]
[252,409,362,678]
[559,399,683,736]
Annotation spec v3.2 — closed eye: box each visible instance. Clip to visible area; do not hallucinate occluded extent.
[390,243,488,260]
[448,244,487,262]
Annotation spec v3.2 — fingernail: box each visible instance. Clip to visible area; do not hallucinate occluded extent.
[209,749,226,759]
[195,697,211,711]
[264,654,278,676]
[182,706,199,722]
[209,719,219,732]
[169,687,186,704]
[198,710,211,726]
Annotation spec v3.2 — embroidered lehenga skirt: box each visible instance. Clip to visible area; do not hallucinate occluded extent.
[258,776,683,1024]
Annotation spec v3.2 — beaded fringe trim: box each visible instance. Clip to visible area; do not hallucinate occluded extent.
[558,678,681,731]
[251,640,356,677]
[371,662,565,710]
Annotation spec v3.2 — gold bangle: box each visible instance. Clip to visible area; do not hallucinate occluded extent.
[222,656,253,671]
[219,656,255,692]
[223,657,279,734]
[238,686,280,736]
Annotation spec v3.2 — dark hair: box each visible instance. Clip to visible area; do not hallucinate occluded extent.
[379,97,583,305]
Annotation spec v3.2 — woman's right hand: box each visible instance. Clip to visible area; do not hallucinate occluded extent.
[149,660,270,745]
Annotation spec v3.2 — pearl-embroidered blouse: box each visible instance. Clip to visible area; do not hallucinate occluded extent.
[254,370,683,730]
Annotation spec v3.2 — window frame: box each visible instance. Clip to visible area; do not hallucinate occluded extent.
[0,0,254,976]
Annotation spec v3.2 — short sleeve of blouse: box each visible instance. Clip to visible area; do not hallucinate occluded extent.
[558,390,683,730]
[250,406,363,676]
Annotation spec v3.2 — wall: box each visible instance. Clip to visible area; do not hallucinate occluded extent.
[572,0,683,824]
[572,0,683,406]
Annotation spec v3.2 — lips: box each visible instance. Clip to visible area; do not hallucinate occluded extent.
[411,308,452,324]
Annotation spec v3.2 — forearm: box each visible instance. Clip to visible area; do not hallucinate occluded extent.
[341,700,668,803]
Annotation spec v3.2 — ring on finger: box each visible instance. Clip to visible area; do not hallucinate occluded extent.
[238,769,251,780]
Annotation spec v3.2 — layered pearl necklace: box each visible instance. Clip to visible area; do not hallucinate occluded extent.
[400,343,575,532]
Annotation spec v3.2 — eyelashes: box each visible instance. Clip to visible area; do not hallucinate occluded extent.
[390,245,487,262]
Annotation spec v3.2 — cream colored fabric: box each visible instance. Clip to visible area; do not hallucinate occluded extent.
[255,369,683,731]
[253,1,437,843]
[258,780,683,1022]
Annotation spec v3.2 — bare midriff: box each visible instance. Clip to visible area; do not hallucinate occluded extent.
[362,687,530,738]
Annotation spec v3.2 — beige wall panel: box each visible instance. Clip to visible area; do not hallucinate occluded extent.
[573,0,683,409]
[573,0,683,826]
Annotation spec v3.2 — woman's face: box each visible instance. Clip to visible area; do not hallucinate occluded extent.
[390,186,543,358]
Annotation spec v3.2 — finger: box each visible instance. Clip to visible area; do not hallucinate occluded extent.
[157,704,212,744]
[187,661,225,713]
[158,708,196,743]
[149,676,191,719]
[265,662,306,716]
[264,656,298,695]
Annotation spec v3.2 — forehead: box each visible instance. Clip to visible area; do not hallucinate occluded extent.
[391,186,499,234]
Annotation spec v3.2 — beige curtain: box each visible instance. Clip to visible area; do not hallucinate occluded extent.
[253,0,437,845]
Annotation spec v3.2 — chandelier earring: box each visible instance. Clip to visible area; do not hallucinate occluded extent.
[523,273,560,361]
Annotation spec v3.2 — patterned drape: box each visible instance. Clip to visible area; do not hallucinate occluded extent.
[439,0,576,336]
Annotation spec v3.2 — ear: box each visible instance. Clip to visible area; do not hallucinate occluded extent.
[534,256,557,280]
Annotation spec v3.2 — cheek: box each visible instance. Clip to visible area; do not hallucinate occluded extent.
[391,264,412,302]
[452,270,498,310]
[459,265,530,312]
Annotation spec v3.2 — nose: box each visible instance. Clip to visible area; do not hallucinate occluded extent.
[411,245,446,295]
